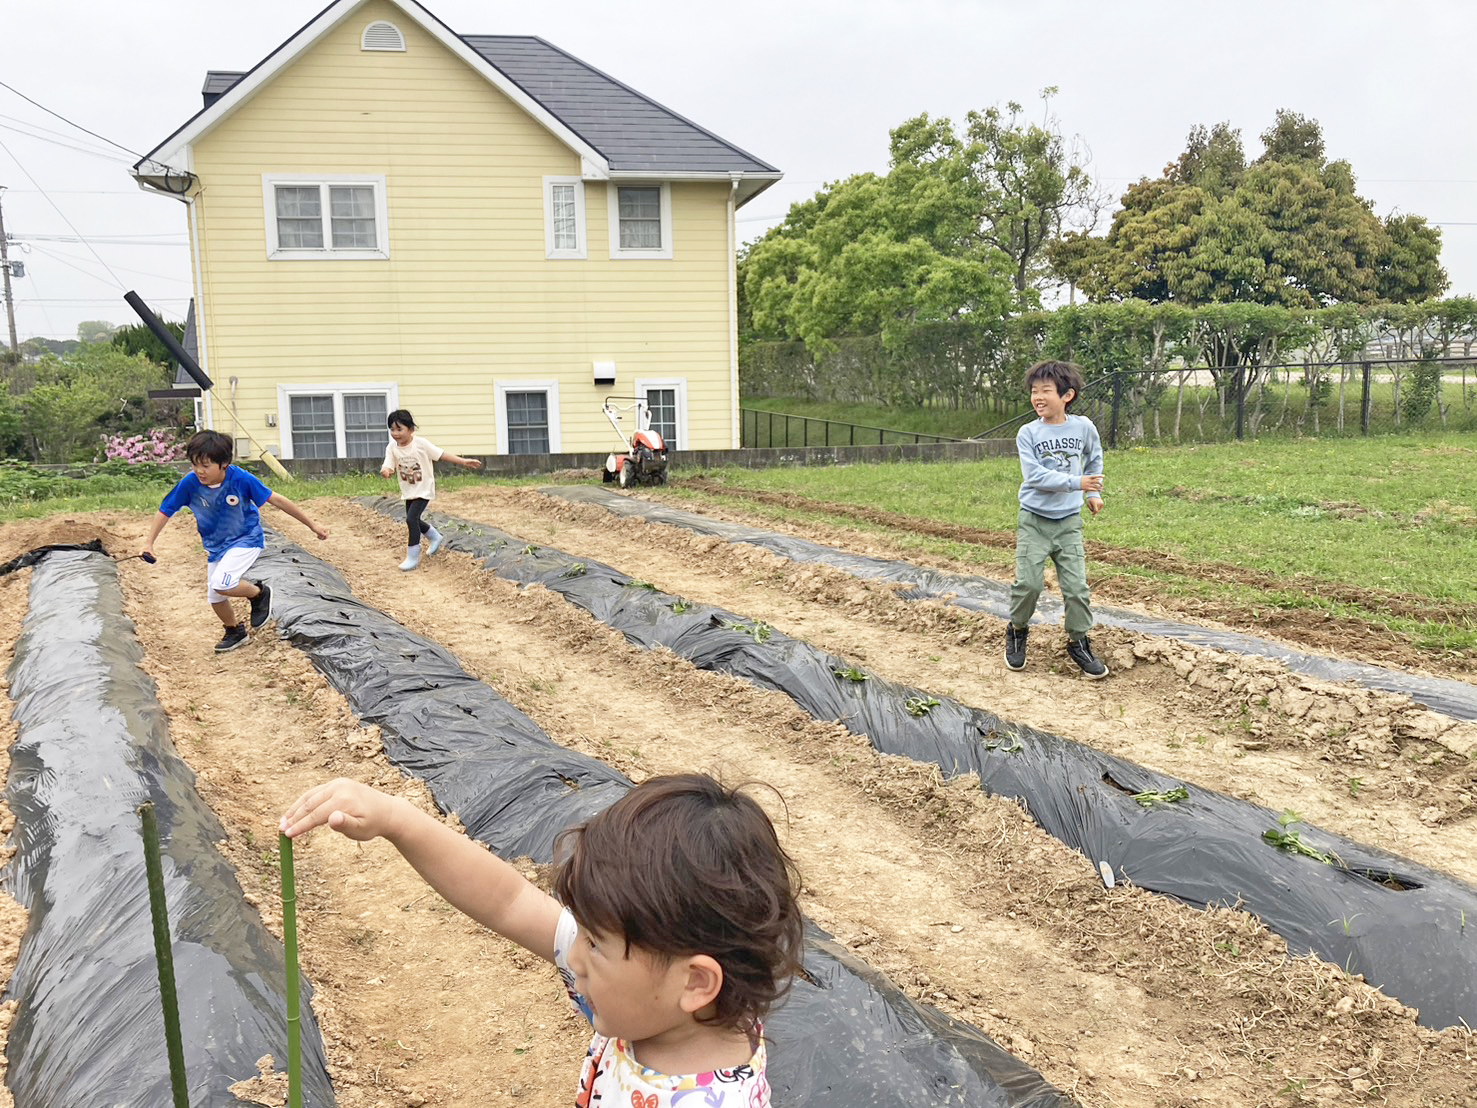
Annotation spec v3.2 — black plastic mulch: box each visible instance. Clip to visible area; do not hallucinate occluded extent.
[253,533,1069,1107]
[543,485,1477,724]
[1,549,336,1107]
[365,497,1477,1031]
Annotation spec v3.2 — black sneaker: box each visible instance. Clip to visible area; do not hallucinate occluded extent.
[248,581,272,629]
[1067,636,1109,679]
[1004,625,1028,671]
[214,624,248,653]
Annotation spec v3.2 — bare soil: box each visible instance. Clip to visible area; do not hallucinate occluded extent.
[1,491,1475,1108]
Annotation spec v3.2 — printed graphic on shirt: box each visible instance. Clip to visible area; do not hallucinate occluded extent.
[396,459,424,485]
[1032,435,1086,469]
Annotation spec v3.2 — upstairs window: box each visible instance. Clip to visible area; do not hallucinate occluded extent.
[544,177,587,259]
[263,175,389,259]
[608,182,672,260]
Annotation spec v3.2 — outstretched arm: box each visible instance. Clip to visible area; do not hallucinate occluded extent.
[440,452,483,471]
[281,779,560,961]
[266,491,329,540]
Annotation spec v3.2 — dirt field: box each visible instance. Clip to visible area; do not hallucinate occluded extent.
[1,485,1475,1108]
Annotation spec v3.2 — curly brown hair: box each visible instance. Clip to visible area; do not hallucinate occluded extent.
[552,774,804,1033]
[1024,360,1087,409]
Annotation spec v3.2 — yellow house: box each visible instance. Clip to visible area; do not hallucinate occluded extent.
[132,0,779,462]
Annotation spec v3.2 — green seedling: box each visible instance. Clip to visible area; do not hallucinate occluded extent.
[1132,786,1189,807]
[722,619,772,643]
[1347,776,1363,798]
[671,598,692,614]
[983,734,1023,755]
[625,579,659,590]
[560,562,587,578]
[832,665,869,682]
[904,695,940,717]
[521,544,539,555]
[1263,811,1338,866]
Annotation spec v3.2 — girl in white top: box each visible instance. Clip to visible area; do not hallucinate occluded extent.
[379,409,482,570]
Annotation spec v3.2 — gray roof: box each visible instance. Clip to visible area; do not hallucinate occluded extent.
[173,299,200,388]
[461,36,776,175]
[198,35,775,175]
[202,71,247,109]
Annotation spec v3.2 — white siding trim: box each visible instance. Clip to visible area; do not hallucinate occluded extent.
[262,174,390,260]
[543,177,587,259]
[276,382,398,460]
[634,377,688,450]
[494,380,562,454]
[607,181,673,260]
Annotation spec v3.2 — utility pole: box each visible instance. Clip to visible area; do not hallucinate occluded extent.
[0,186,17,356]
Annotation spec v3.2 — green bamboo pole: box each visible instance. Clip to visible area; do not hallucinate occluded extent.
[138,802,190,1108]
[279,832,303,1108]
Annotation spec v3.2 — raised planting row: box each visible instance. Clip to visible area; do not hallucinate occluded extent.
[379,497,1477,1031]
[546,486,1477,723]
[252,532,1069,1108]
[1,549,335,1107]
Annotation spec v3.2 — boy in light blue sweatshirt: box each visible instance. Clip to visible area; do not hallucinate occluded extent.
[1005,360,1108,678]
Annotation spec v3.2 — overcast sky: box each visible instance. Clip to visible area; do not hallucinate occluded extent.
[4,0,1474,342]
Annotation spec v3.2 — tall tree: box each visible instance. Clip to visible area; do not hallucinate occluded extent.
[1050,111,1446,309]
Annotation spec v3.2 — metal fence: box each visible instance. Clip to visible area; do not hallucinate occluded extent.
[741,408,961,449]
[976,357,1477,447]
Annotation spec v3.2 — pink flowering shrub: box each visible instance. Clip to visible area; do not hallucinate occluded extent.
[98,427,187,464]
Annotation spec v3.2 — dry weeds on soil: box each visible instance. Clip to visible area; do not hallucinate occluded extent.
[0,493,1474,1108]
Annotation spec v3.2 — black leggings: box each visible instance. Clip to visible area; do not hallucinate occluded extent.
[405,498,431,546]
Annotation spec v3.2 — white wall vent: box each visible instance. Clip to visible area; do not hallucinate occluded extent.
[362,21,406,52]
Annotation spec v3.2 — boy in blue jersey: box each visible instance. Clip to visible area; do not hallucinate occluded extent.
[142,430,329,653]
[1006,360,1109,679]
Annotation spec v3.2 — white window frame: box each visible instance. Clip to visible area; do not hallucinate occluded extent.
[276,382,398,460]
[634,377,688,450]
[494,381,562,455]
[607,181,673,260]
[544,177,587,259]
[262,174,390,260]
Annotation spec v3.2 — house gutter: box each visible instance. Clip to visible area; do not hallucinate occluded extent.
[728,175,740,449]
[187,196,215,431]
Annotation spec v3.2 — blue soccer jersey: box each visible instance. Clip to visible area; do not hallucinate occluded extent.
[159,466,274,560]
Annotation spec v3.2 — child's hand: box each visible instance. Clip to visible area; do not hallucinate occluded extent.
[312,523,330,541]
[380,466,394,479]
[1088,497,1105,516]
[462,458,483,471]
[280,778,402,841]
[1081,474,1104,493]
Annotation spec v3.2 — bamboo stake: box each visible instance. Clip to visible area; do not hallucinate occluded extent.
[279,832,303,1108]
[139,802,190,1108]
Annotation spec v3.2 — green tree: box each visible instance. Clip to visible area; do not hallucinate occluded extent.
[111,319,185,368]
[1051,111,1446,309]
[742,90,1096,349]
[18,344,169,462]
[77,320,119,344]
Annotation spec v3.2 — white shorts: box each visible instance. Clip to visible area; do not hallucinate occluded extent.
[207,546,262,603]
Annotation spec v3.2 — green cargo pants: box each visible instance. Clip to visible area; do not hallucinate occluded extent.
[1009,508,1094,639]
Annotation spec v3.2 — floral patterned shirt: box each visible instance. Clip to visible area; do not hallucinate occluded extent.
[553,909,770,1108]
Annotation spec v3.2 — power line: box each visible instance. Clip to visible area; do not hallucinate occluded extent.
[0,120,133,164]
[0,136,128,289]
[0,80,145,159]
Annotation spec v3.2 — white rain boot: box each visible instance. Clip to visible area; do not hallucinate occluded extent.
[398,544,422,571]
[425,525,444,556]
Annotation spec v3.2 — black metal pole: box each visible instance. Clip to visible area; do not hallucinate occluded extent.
[1361,361,1373,435]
